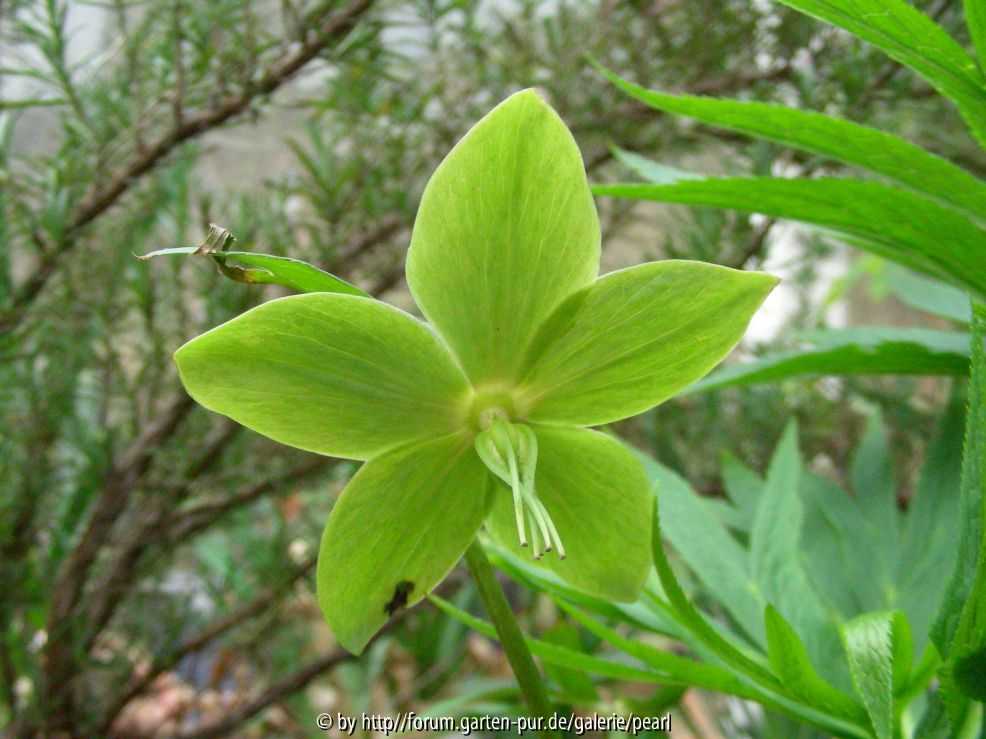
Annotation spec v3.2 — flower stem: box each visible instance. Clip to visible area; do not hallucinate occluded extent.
[463,539,555,734]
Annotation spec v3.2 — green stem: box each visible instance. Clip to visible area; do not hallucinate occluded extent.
[463,539,554,734]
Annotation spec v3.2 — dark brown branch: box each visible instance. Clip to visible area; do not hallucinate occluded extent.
[0,0,376,336]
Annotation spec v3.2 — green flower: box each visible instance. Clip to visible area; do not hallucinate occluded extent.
[174,90,777,653]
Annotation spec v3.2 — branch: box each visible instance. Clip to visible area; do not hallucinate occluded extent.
[0,0,376,336]
[99,555,316,735]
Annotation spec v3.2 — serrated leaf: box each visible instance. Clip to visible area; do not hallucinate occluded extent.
[750,423,840,682]
[645,458,765,646]
[594,178,986,298]
[688,327,971,392]
[840,611,904,739]
[764,605,865,723]
[774,0,986,147]
[602,70,986,222]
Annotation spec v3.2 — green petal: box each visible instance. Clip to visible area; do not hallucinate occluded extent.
[516,261,777,426]
[175,293,469,460]
[317,432,493,653]
[485,426,651,602]
[406,89,600,387]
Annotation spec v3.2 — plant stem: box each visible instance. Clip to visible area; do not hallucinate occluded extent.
[463,539,555,733]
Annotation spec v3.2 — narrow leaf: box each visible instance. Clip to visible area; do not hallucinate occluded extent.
[840,611,899,739]
[968,0,986,75]
[774,0,986,146]
[594,178,986,297]
[884,265,972,324]
[689,327,971,392]
[603,70,986,222]
[613,148,705,184]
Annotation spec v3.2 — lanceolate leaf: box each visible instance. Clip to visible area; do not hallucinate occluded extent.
[517,260,777,425]
[139,246,368,296]
[968,0,986,75]
[175,293,470,460]
[317,432,493,653]
[407,89,600,387]
[593,178,986,297]
[602,71,986,222]
[764,606,865,723]
[612,148,705,184]
[840,611,904,739]
[884,266,972,324]
[688,327,971,392]
[773,0,986,146]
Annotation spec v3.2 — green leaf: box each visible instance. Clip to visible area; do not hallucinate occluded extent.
[517,260,776,425]
[174,293,470,460]
[933,304,986,660]
[430,594,670,684]
[316,432,492,653]
[484,427,651,602]
[750,423,839,682]
[764,606,865,723]
[594,178,986,297]
[646,458,765,646]
[138,246,368,296]
[540,622,598,703]
[689,327,971,392]
[896,396,964,655]
[612,148,705,184]
[773,0,986,147]
[719,450,763,524]
[849,410,899,575]
[968,0,986,75]
[884,266,972,324]
[406,89,600,387]
[840,611,905,739]
[602,71,986,222]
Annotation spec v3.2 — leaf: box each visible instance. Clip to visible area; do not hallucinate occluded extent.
[406,89,600,387]
[429,594,671,684]
[517,260,777,426]
[484,427,651,602]
[849,410,899,576]
[316,432,492,653]
[540,623,598,703]
[719,450,764,523]
[593,178,986,297]
[689,327,971,392]
[612,148,705,184]
[896,396,964,655]
[138,247,368,296]
[968,0,986,75]
[650,498,780,688]
[764,606,865,723]
[884,265,972,324]
[935,303,986,710]
[840,611,906,739]
[602,70,986,222]
[749,422,840,682]
[932,304,986,660]
[773,0,986,146]
[174,293,470,461]
[645,457,766,646]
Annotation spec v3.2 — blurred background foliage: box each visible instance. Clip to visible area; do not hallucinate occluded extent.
[0,0,974,735]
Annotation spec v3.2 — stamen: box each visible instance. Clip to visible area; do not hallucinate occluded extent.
[474,416,566,562]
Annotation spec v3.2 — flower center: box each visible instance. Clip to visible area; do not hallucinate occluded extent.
[474,415,565,560]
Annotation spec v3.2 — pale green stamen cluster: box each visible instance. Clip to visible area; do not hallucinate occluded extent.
[474,415,565,560]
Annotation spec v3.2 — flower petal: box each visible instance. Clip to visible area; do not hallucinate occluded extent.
[516,261,777,425]
[406,89,600,386]
[485,426,652,602]
[175,293,469,460]
[317,432,493,653]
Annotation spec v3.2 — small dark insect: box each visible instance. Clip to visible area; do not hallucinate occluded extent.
[384,580,415,616]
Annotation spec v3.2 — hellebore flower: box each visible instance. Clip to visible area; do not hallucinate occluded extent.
[174,90,777,654]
